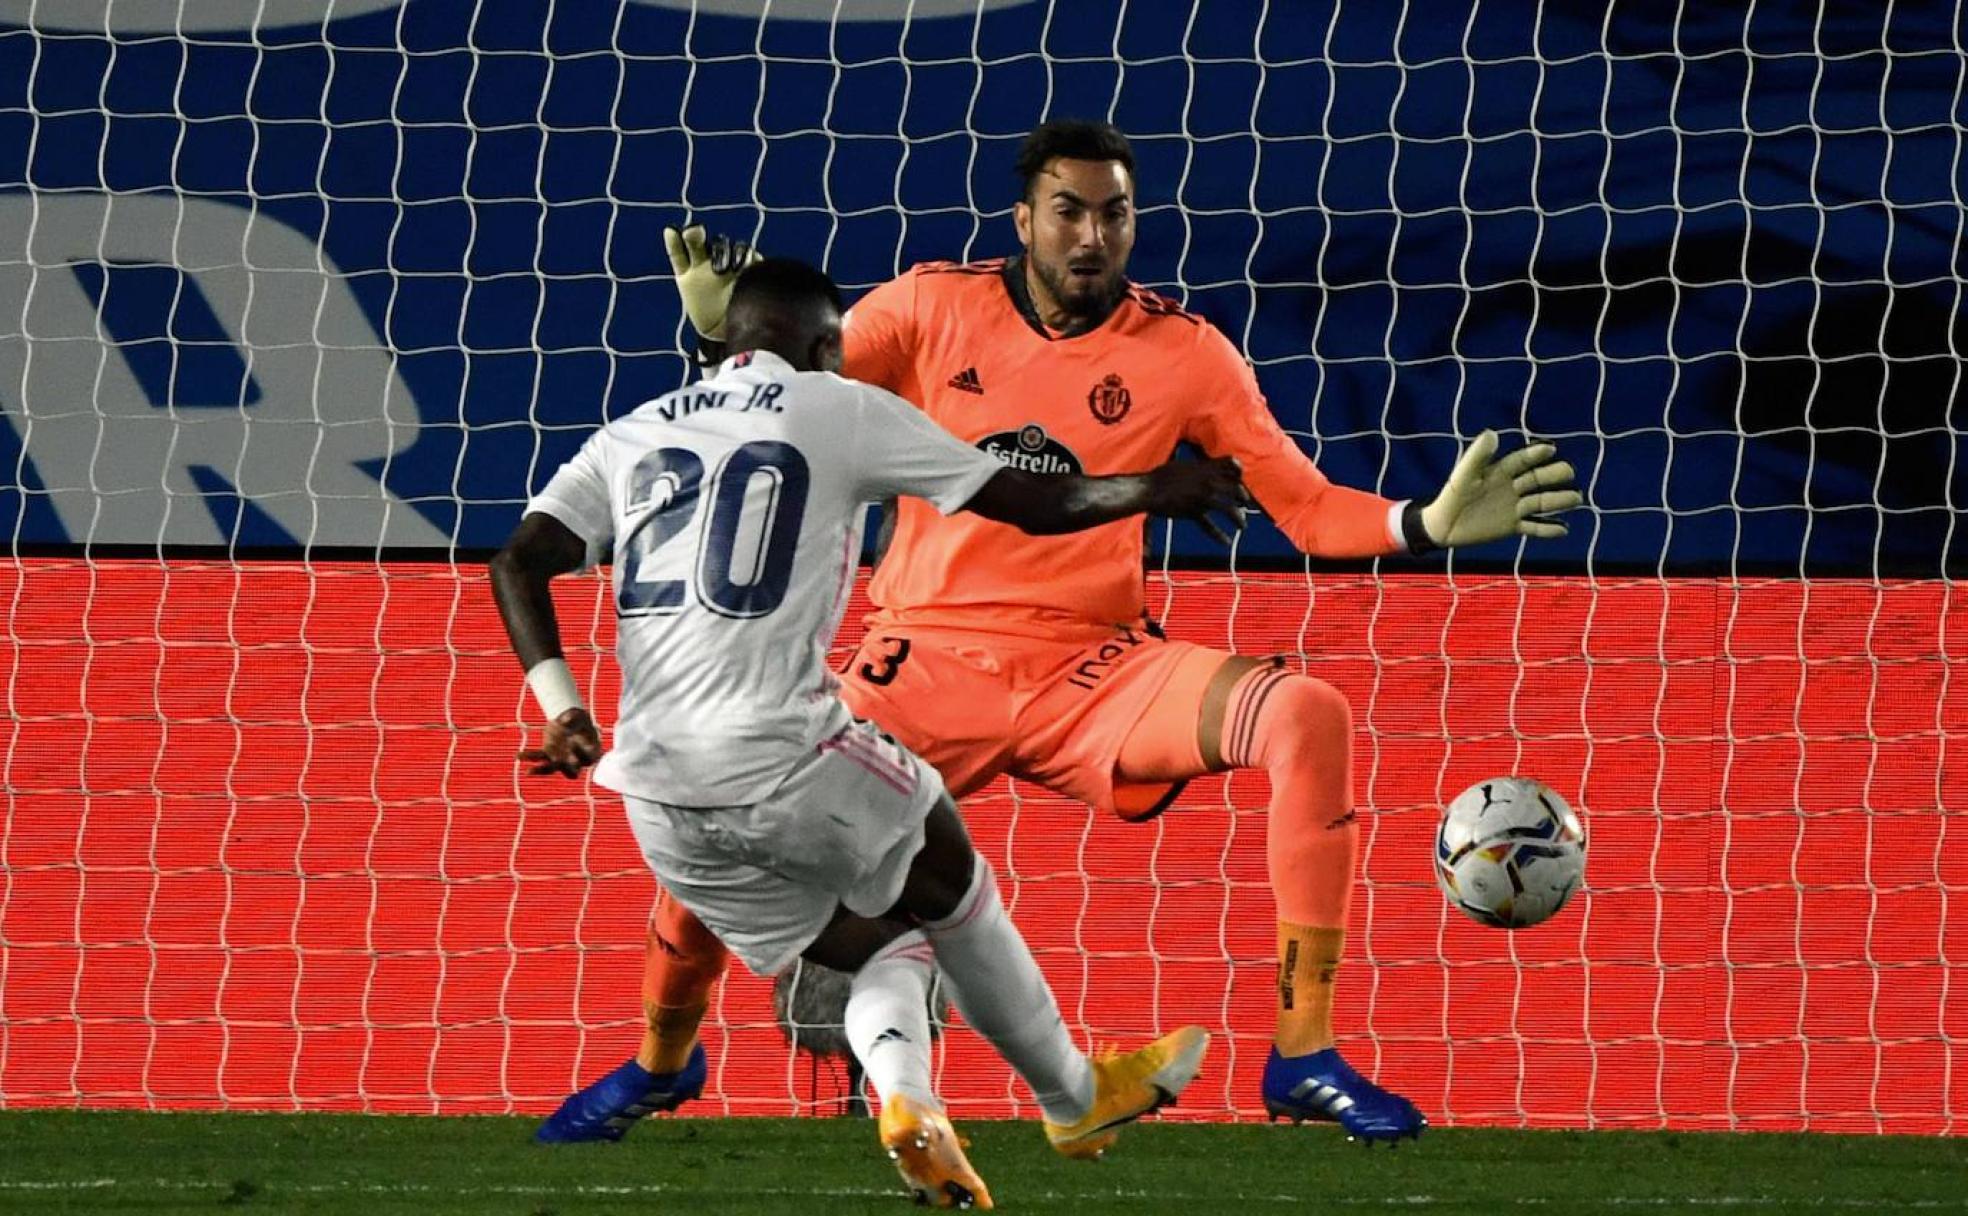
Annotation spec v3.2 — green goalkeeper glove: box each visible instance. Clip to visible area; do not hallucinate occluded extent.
[1415,430,1583,549]
[662,224,759,345]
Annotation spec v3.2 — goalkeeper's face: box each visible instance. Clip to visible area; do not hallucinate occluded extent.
[1015,157,1135,321]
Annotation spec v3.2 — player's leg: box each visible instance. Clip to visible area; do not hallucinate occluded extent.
[833,628,1064,1114]
[1022,637,1423,1142]
[846,630,1213,1158]
[638,888,728,1074]
[837,928,940,1111]
[533,889,725,1143]
[1112,653,1424,1141]
[861,790,1210,1161]
[1180,656,1358,1059]
[606,777,990,1207]
[865,791,1096,1125]
[544,630,1013,1144]
[803,918,992,1210]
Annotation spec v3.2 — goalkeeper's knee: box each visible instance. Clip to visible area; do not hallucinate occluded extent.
[1222,668,1353,773]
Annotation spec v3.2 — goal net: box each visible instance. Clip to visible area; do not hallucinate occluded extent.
[0,1,1960,1132]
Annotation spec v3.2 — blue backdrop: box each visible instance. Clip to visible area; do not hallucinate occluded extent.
[1,1,1961,573]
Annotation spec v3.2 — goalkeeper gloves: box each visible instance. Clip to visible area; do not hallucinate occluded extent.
[1410,430,1583,550]
[663,224,759,360]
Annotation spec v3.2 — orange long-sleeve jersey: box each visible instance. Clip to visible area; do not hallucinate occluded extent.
[843,256,1406,636]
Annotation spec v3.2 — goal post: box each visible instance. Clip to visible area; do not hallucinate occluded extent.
[0,1,1960,1132]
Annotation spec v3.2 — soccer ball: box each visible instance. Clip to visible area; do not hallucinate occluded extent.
[1434,777,1586,929]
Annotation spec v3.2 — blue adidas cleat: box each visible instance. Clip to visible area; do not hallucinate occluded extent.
[535,1044,707,1144]
[1261,1046,1427,1144]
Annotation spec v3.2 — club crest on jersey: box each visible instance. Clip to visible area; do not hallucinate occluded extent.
[978,424,1083,475]
[1087,372,1132,425]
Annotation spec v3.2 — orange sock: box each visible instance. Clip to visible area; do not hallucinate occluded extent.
[1219,666,1359,1057]
[636,890,731,1073]
[1274,923,1347,1056]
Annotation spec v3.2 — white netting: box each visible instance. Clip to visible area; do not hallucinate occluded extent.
[0,1,1959,1131]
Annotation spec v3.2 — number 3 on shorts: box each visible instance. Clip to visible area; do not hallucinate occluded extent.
[859,637,911,686]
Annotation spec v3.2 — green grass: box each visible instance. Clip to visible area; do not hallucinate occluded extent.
[1,1111,1963,1216]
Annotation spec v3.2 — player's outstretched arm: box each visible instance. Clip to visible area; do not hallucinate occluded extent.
[961,457,1252,544]
[489,512,603,779]
[1412,430,1584,551]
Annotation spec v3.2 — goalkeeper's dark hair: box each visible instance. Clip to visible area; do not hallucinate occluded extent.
[1015,119,1136,199]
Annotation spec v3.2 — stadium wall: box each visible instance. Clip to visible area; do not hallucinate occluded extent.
[3,561,1960,1132]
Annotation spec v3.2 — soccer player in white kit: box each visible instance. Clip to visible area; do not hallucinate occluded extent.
[491,258,1246,1207]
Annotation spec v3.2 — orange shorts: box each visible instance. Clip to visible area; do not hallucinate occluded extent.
[838,623,1228,820]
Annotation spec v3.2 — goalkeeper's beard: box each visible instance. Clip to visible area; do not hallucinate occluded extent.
[1032,255,1123,324]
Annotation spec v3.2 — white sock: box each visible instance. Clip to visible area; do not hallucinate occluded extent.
[846,932,940,1111]
[921,855,1094,1124]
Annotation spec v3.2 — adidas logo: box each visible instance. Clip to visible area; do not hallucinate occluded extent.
[1289,1079,1358,1114]
[947,367,984,394]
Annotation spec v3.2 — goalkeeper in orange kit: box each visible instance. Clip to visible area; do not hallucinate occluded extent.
[538,119,1581,1146]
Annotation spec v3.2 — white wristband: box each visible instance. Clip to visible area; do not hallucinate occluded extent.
[525,657,585,721]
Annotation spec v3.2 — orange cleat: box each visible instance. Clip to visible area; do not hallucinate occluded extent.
[1043,1026,1210,1160]
[878,1094,994,1209]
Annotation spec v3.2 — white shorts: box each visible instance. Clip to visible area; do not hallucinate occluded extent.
[623,714,944,976]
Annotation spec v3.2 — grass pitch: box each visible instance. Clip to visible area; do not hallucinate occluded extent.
[1,1110,1962,1215]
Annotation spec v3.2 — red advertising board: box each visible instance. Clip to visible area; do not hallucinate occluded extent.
[2,561,1962,1132]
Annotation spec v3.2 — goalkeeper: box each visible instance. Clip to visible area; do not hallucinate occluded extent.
[542,119,1582,1145]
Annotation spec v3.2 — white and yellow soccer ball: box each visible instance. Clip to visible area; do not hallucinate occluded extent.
[1434,777,1586,929]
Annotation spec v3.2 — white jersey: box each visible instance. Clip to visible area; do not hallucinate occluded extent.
[527,349,1000,807]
